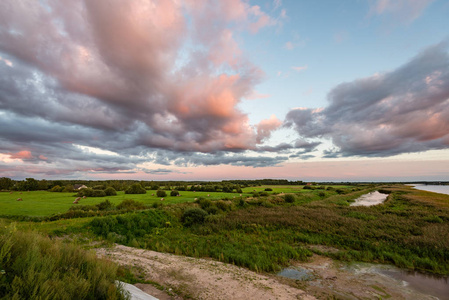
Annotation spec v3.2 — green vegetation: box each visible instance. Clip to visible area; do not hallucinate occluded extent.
[1,180,448,298]
[125,183,146,194]
[0,222,126,299]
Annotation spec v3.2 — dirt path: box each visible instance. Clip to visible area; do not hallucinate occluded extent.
[97,245,438,300]
[96,244,316,300]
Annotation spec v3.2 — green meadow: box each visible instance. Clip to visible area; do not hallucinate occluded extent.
[0,185,343,217]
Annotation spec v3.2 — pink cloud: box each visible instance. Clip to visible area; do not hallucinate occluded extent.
[9,151,33,160]
[292,65,308,72]
[256,115,282,143]
[0,0,278,155]
[369,0,434,24]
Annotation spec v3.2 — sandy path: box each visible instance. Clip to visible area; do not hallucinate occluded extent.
[96,244,316,300]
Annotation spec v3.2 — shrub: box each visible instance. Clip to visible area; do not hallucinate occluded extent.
[91,189,106,197]
[259,192,269,196]
[104,187,117,196]
[116,199,146,211]
[170,190,180,197]
[50,185,64,192]
[181,208,208,227]
[125,183,146,194]
[318,192,326,198]
[284,194,295,203]
[303,185,312,190]
[156,190,167,197]
[216,200,232,211]
[96,199,115,211]
[206,206,219,215]
[336,189,345,195]
[77,188,106,197]
[264,188,273,191]
[197,198,212,209]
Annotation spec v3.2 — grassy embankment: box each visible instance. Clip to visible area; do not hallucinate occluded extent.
[0,221,127,299]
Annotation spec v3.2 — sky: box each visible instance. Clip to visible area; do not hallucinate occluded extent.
[1,0,449,182]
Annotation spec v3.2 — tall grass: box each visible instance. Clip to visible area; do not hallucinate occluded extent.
[0,223,127,299]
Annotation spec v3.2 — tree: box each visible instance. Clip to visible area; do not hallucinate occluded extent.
[170,190,179,196]
[23,178,39,191]
[0,177,13,190]
[125,183,146,194]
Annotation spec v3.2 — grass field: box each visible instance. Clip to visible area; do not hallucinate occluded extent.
[0,190,245,216]
[0,185,353,216]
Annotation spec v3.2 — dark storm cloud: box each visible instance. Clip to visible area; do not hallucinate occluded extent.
[286,41,449,157]
[0,0,284,178]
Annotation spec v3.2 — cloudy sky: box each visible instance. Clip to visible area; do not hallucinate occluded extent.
[1,0,449,181]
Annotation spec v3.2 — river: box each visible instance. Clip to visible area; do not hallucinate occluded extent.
[411,184,449,196]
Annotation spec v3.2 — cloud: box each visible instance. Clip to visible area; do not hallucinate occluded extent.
[284,42,294,50]
[0,0,285,178]
[256,115,282,143]
[286,41,449,158]
[369,0,435,25]
[292,65,308,72]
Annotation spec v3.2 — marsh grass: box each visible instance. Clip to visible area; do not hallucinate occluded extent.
[86,186,449,275]
[0,222,127,299]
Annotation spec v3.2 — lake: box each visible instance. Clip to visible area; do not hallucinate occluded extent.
[350,190,388,207]
[411,184,449,196]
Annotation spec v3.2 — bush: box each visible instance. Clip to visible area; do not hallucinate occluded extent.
[181,208,208,227]
[77,188,106,197]
[156,190,167,197]
[50,185,64,192]
[303,185,312,190]
[170,190,179,197]
[336,189,346,195]
[104,187,117,196]
[96,199,115,211]
[125,183,146,194]
[264,188,273,191]
[116,199,146,211]
[318,192,326,198]
[91,189,106,197]
[197,198,212,209]
[284,194,295,203]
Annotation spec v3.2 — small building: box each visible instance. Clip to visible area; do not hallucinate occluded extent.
[73,184,88,190]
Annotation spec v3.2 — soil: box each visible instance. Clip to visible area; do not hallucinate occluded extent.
[96,244,438,300]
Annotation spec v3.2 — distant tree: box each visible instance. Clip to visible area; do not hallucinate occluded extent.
[0,177,13,190]
[125,184,146,194]
[22,178,39,191]
[38,179,49,190]
[104,187,117,196]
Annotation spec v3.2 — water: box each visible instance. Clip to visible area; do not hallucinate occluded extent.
[350,190,388,206]
[277,267,315,281]
[411,184,449,196]
[345,263,449,300]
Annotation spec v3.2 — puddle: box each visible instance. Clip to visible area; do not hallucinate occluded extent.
[344,262,449,300]
[350,190,388,206]
[277,267,315,281]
